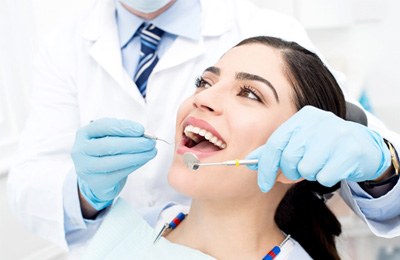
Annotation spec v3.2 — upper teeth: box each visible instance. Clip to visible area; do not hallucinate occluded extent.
[184,125,226,149]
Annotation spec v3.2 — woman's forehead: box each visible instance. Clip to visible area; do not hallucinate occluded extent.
[216,44,285,74]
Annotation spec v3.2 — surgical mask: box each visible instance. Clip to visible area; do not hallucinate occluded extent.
[120,0,172,13]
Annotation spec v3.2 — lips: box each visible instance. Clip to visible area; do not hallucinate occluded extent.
[177,117,226,159]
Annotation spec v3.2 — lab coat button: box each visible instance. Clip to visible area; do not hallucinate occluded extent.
[148,200,155,207]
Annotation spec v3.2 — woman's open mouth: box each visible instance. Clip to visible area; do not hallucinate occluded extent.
[177,117,227,158]
[183,124,226,150]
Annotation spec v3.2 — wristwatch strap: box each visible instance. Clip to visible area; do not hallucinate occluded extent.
[360,139,399,189]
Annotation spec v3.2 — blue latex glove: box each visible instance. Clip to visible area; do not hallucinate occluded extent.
[246,106,391,192]
[71,118,157,210]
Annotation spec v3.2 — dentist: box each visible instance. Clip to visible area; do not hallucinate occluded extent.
[8,0,400,251]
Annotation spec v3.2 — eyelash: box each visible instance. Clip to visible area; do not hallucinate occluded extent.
[238,85,262,102]
[195,76,211,89]
[194,76,262,103]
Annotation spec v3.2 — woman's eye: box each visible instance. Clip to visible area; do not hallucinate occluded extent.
[195,77,212,89]
[238,86,262,102]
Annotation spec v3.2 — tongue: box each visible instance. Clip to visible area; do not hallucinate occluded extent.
[191,140,221,152]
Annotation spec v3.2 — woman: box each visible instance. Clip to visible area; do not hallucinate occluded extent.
[83,36,345,259]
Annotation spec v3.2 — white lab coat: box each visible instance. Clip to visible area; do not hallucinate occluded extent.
[7,0,400,250]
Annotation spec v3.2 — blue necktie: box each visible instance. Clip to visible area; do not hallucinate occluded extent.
[134,23,164,98]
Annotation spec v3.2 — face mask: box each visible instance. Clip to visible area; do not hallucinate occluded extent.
[120,0,172,13]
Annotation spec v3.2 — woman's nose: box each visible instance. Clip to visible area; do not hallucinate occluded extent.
[192,86,224,114]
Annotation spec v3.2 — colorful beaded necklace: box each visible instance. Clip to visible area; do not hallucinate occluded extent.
[153,212,291,260]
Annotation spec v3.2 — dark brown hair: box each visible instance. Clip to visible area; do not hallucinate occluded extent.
[236,36,346,260]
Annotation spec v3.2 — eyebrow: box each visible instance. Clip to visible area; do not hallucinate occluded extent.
[203,66,279,102]
[204,66,220,75]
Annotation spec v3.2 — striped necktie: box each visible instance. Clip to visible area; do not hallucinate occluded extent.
[134,23,164,98]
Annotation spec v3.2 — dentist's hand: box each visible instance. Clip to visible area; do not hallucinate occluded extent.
[71,118,157,211]
[246,106,391,192]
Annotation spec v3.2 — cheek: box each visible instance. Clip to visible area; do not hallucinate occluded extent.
[243,109,292,138]
[219,167,260,196]
[175,97,194,128]
[177,95,194,119]
[233,116,278,151]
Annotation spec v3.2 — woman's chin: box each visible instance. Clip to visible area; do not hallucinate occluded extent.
[168,158,215,198]
[168,160,193,193]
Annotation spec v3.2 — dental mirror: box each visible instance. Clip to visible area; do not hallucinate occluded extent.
[183,152,201,170]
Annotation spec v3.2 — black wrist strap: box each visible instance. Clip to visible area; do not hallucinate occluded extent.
[360,174,399,189]
[359,175,399,198]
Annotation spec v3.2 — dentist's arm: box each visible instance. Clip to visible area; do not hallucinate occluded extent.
[71,118,157,218]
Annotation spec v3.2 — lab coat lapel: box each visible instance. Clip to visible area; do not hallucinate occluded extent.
[81,0,144,104]
[154,37,204,73]
[89,26,126,88]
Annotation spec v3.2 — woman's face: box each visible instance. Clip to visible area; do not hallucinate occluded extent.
[168,43,297,200]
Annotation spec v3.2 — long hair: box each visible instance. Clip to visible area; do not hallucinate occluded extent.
[236,36,346,260]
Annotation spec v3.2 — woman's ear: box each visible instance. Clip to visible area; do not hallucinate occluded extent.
[276,169,303,184]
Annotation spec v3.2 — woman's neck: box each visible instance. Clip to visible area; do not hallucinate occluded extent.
[166,187,287,259]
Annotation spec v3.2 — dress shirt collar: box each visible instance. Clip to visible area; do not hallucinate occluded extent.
[115,0,201,48]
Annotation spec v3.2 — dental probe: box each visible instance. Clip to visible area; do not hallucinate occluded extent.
[143,133,173,144]
[183,152,258,170]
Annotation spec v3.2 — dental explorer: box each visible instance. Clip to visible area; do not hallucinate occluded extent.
[143,133,173,144]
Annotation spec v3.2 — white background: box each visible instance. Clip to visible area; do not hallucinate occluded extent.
[1,0,399,259]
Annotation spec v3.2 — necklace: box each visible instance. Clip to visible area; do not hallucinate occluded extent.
[153,212,291,260]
